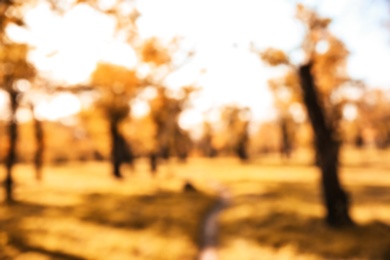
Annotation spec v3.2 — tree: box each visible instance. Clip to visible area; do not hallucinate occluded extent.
[258,5,354,226]
[75,0,192,177]
[24,77,57,180]
[356,89,390,149]
[148,86,195,172]
[220,105,251,161]
[90,62,141,178]
[27,101,44,180]
[268,72,301,158]
[1,47,35,200]
[299,63,353,226]
[0,1,36,202]
[199,120,217,158]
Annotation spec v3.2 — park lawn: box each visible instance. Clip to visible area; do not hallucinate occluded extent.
[0,161,218,260]
[170,148,390,259]
[0,147,390,259]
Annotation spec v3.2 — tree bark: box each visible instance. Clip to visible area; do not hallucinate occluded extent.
[118,133,134,170]
[5,90,18,203]
[236,137,248,162]
[110,120,123,179]
[280,118,292,159]
[235,123,249,162]
[149,152,157,174]
[33,115,44,181]
[298,63,353,227]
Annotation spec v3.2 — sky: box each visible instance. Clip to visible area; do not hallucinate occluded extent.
[1,0,390,129]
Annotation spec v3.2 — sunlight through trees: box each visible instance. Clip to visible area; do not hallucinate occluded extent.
[1,1,390,259]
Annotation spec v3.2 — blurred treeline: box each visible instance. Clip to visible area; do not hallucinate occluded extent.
[1,1,390,175]
[2,85,390,165]
[1,2,389,169]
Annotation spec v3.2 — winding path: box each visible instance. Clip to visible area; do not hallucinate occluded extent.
[198,185,231,260]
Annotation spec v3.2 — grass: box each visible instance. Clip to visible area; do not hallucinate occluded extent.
[212,148,390,259]
[218,182,390,260]
[1,147,390,259]
[164,148,390,259]
[0,161,217,259]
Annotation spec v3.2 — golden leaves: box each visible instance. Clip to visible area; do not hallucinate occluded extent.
[296,4,331,30]
[91,62,140,94]
[313,36,349,96]
[0,43,28,63]
[260,48,289,66]
[91,62,142,121]
[268,70,301,115]
[141,38,171,66]
[0,43,35,86]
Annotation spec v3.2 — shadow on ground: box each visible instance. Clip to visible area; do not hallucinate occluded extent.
[220,182,390,259]
[77,192,215,240]
[0,190,216,259]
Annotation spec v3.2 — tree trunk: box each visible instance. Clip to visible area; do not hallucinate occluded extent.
[118,134,134,170]
[298,63,353,227]
[175,130,189,163]
[149,152,157,174]
[5,90,18,203]
[33,115,44,181]
[280,118,292,159]
[236,137,248,162]
[110,120,123,179]
[236,124,249,162]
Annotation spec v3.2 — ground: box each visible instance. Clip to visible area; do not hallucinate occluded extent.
[1,147,390,259]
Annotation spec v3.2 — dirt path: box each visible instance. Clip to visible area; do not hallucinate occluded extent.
[198,185,231,260]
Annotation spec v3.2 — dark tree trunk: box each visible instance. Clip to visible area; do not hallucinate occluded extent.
[202,135,216,158]
[299,63,353,227]
[280,118,292,159]
[354,131,364,148]
[149,152,157,174]
[33,115,44,181]
[110,120,123,179]
[175,130,189,163]
[176,140,188,163]
[117,134,134,170]
[155,121,172,160]
[236,138,248,162]
[236,126,249,162]
[5,90,18,203]
[160,144,170,160]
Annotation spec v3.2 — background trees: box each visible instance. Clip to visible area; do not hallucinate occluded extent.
[148,86,195,172]
[220,105,251,161]
[72,0,196,177]
[267,71,301,158]
[0,1,36,202]
[90,63,141,178]
[1,1,390,258]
